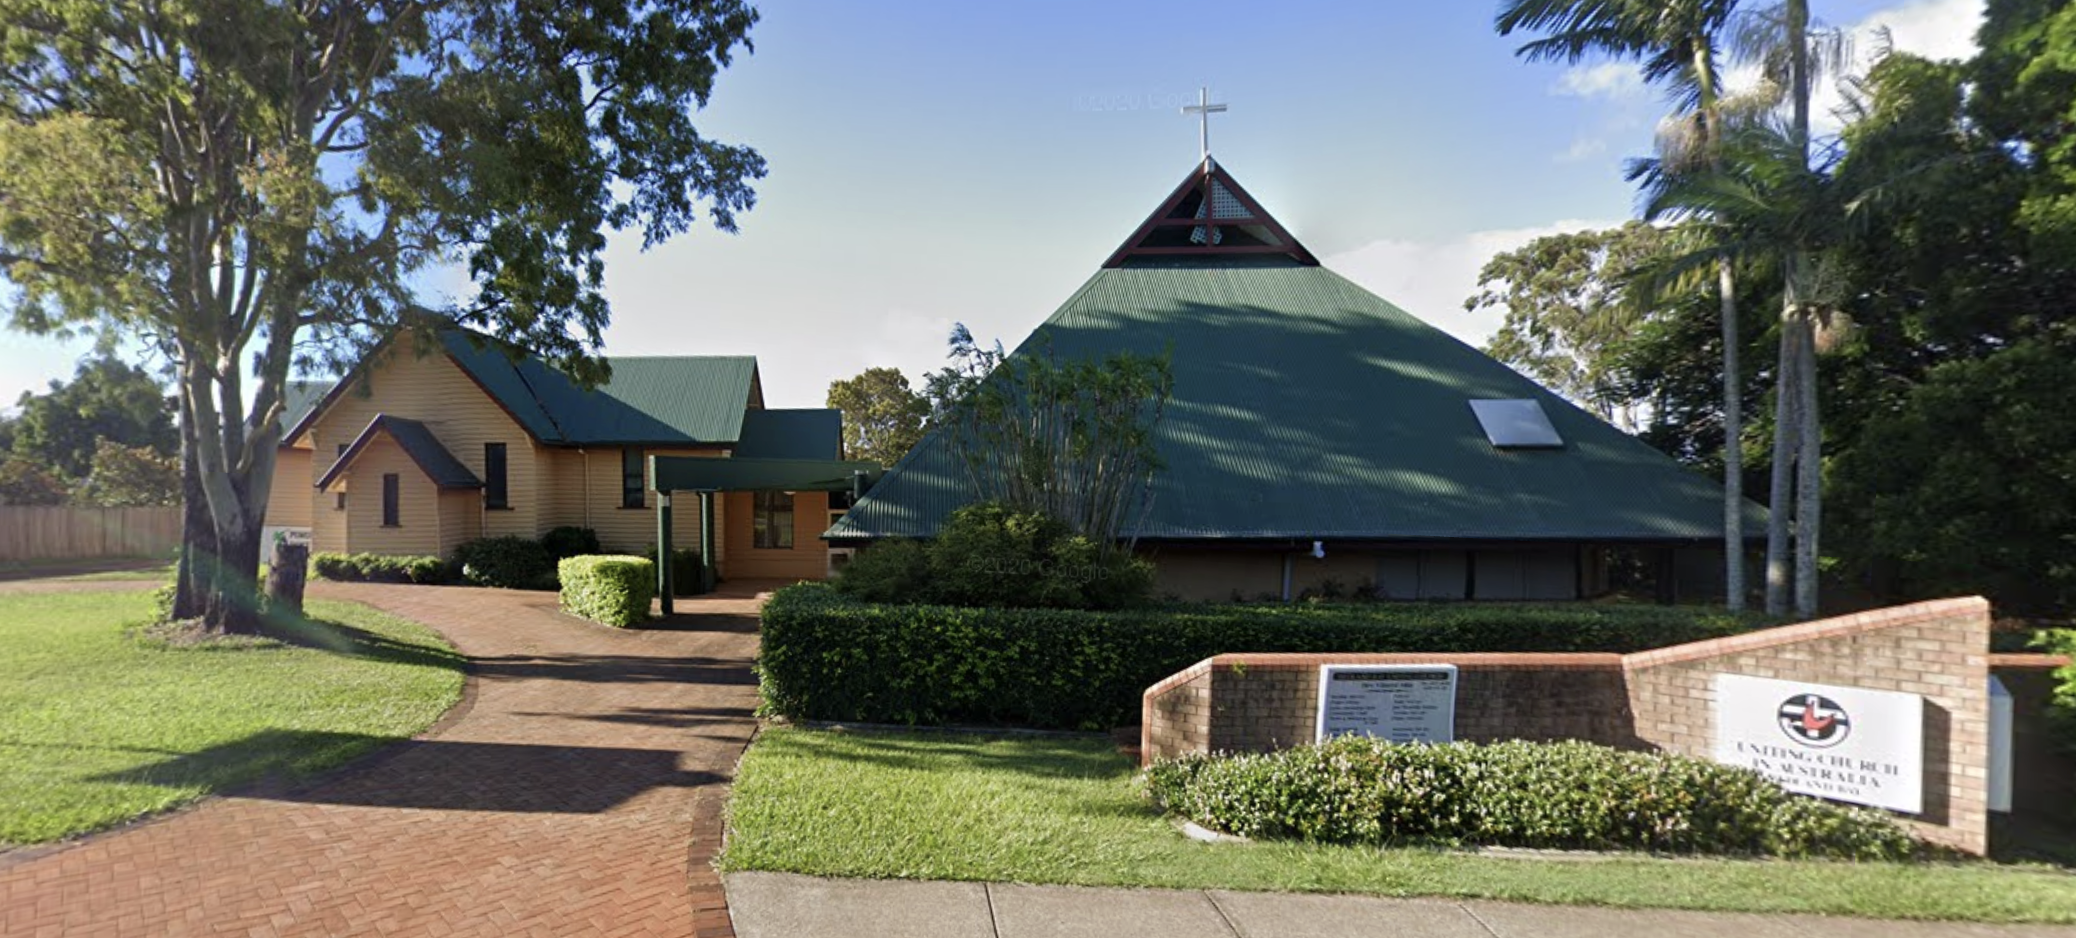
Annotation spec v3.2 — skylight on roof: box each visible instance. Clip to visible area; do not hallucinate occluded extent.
[1469,399,1563,449]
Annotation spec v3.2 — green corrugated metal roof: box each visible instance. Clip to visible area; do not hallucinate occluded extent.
[734,409,843,460]
[438,331,756,445]
[317,415,483,490]
[280,381,332,434]
[829,259,1762,543]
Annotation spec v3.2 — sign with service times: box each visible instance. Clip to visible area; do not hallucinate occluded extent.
[1713,673,1924,814]
[1315,665,1457,744]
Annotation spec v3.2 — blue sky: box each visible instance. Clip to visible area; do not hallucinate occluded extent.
[0,0,1983,410]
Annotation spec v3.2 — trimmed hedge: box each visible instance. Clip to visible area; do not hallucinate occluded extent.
[558,555,656,627]
[452,536,557,590]
[757,583,1771,730]
[312,551,449,584]
[1145,737,1918,860]
[643,544,704,597]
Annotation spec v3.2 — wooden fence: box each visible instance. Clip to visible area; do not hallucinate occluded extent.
[0,506,181,562]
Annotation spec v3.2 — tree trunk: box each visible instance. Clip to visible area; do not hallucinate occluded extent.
[1793,313,1822,617]
[266,540,309,621]
[172,400,214,621]
[203,516,266,635]
[1764,316,1799,617]
[1717,256,1745,611]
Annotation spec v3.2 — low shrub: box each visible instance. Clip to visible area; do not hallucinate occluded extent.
[558,555,656,628]
[833,502,1154,610]
[311,551,448,585]
[1144,737,1918,860]
[540,526,603,561]
[757,583,1768,729]
[642,544,705,597]
[2036,627,2076,755]
[451,536,556,590]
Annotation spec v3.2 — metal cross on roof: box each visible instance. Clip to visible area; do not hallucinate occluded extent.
[1181,86,1227,165]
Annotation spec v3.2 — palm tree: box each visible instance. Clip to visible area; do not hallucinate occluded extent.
[1496,0,1751,609]
[1646,119,1876,618]
[1728,0,1850,616]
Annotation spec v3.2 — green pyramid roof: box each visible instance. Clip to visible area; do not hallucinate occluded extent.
[829,165,1757,544]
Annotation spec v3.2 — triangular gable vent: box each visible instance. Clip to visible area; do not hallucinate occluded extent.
[1103,159,1319,268]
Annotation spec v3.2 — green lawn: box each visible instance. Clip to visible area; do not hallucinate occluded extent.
[723,727,2076,923]
[0,589,464,846]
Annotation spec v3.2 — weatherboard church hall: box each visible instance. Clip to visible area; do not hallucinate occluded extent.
[827,153,1753,602]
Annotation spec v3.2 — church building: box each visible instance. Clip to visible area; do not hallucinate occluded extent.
[825,154,1757,602]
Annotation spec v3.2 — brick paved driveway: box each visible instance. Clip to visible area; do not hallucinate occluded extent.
[1,580,769,938]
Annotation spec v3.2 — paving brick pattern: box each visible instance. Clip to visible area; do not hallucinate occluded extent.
[1,580,772,938]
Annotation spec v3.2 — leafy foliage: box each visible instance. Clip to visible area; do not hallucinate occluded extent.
[833,502,1154,610]
[825,366,929,467]
[758,583,1768,730]
[1468,221,1685,430]
[924,326,1172,547]
[451,536,557,591]
[1144,737,1917,860]
[74,440,180,507]
[557,555,655,628]
[539,526,604,561]
[0,457,68,505]
[311,552,450,585]
[642,543,704,597]
[6,356,175,481]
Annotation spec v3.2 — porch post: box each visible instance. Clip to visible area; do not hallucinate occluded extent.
[657,490,674,615]
[699,490,717,594]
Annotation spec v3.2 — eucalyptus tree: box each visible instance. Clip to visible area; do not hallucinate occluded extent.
[1495,0,1753,609]
[0,0,766,632]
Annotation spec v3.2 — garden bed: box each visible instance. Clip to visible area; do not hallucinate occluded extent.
[721,727,2076,922]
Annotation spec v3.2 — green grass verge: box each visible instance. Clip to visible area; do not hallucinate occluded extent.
[0,589,464,846]
[722,727,2076,923]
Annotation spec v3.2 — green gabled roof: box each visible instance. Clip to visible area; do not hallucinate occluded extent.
[317,415,482,490]
[829,259,1761,544]
[735,409,843,460]
[437,331,757,446]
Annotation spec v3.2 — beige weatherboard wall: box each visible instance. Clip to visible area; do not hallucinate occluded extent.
[1143,597,2001,855]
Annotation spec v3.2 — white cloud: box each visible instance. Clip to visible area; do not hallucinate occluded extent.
[1860,0,1984,63]
[1553,62,1648,102]
[1322,219,1623,350]
[1558,136,1609,163]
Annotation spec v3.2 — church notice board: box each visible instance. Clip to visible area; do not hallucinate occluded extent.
[1315,664,1458,743]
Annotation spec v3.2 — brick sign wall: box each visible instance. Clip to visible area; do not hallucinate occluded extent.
[1142,597,2010,855]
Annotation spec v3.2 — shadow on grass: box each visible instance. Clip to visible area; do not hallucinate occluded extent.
[92,728,724,813]
[256,611,469,675]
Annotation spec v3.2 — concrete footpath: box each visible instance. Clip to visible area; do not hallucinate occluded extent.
[724,872,2076,938]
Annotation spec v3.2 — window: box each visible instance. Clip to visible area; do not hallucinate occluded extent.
[621,448,646,508]
[334,443,349,510]
[484,443,508,509]
[381,473,400,527]
[754,490,795,549]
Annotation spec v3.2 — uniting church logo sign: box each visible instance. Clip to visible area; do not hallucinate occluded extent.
[1715,674,1923,814]
[1777,693,1851,748]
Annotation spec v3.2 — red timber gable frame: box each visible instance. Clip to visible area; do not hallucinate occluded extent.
[1102,158,1319,268]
